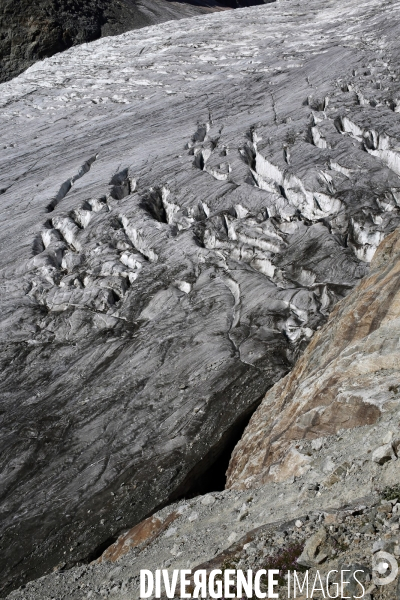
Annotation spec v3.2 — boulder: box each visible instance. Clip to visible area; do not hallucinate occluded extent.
[296,526,327,567]
[372,444,396,465]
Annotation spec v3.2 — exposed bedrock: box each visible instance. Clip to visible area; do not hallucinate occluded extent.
[0,0,270,84]
[2,0,400,594]
[227,226,400,489]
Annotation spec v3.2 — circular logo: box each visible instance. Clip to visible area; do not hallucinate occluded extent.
[372,551,398,586]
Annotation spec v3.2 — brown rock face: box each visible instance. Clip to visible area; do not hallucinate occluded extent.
[226,228,400,489]
[96,511,178,563]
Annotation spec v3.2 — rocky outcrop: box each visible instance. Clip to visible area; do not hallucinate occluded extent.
[0,0,269,84]
[227,227,400,489]
[2,0,400,594]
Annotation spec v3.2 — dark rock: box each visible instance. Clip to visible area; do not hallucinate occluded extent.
[360,523,375,535]
[340,563,371,600]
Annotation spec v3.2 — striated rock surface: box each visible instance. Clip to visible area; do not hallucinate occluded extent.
[2,0,400,593]
[227,227,400,489]
[0,0,269,84]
